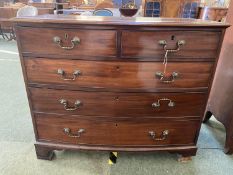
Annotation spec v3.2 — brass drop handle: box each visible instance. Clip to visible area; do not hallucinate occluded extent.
[158,40,185,53]
[53,36,81,50]
[148,130,169,141]
[57,69,82,81]
[155,71,179,83]
[63,128,85,138]
[152,98,175,108]
[59,99,82,111]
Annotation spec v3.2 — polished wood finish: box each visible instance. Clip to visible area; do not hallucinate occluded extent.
[17,27,117,57]
[122,31,220,59]
[30,87,206,117]
[25,58,214,91]
[13,15,228,160]
[12,14,230,27]
[36,114,199,146]
[204,1,233,154]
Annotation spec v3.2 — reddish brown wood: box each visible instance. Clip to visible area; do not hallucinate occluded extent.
[13,15,228,160]
[122,31,220,59]
[34,144,55,160]
[12,14,230,27]
[35,141,197,153]
[30,87,206,118]
[0,7,17,30]
[35,113,199,146]
[25,58,214,91]
[204,1,233,154]
[17,27,117,57]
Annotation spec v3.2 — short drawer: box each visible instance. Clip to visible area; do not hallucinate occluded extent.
[30,88,206,118]
[121,31,220,60]
[17,27,117,57]
[25,58,214,91]
[35,114,199,146]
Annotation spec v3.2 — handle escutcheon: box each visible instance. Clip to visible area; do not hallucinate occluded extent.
[63,128,85,138]
[158,40,185,53]
[57,69,82,81]
[53,36,81,50]
[155,71,179,83]
[148,130,169,141]
[59,99,82,111]
[152,98,175,108]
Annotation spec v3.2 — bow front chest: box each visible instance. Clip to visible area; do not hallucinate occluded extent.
[13,15,228,160]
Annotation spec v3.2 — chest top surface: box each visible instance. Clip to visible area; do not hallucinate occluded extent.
[12,14,230,28]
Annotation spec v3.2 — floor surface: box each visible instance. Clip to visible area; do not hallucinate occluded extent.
[0,38,233,175]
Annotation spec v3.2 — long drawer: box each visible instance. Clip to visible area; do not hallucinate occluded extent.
[30,88,206,117]
[25,58,214,91]
[17,27,117,57]
[122,31,220,60]
[35,114,199,146]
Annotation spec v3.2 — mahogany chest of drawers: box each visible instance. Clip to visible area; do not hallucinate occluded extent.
[13,15,228,160]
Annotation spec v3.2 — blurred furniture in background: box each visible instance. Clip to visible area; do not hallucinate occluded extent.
[76,0,97,9]
[17,5,38,17]
[198,6,228,22]
[28,2,54,8]
[0,2,4,7]
[143,0,162,17]
[0,6,18,40]
[17,0,29,4]
[7,2,25,8]
[93,8,113,16]
[143,0,200,18]
[95,1,113,9]
[28,2,69,8]
[203,0,233,154]
[181,0,199,18]
[62,8,86,15]
[37,7,54,14]
[203,0,230,7]
[162,0,183,17]
[0,2,54,40]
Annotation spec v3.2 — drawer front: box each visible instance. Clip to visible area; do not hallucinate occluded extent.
[36,114,199,146]
[30,88,206,117]
[121,31,220,60]
[25,58,214,90]
[17,27,117,57]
